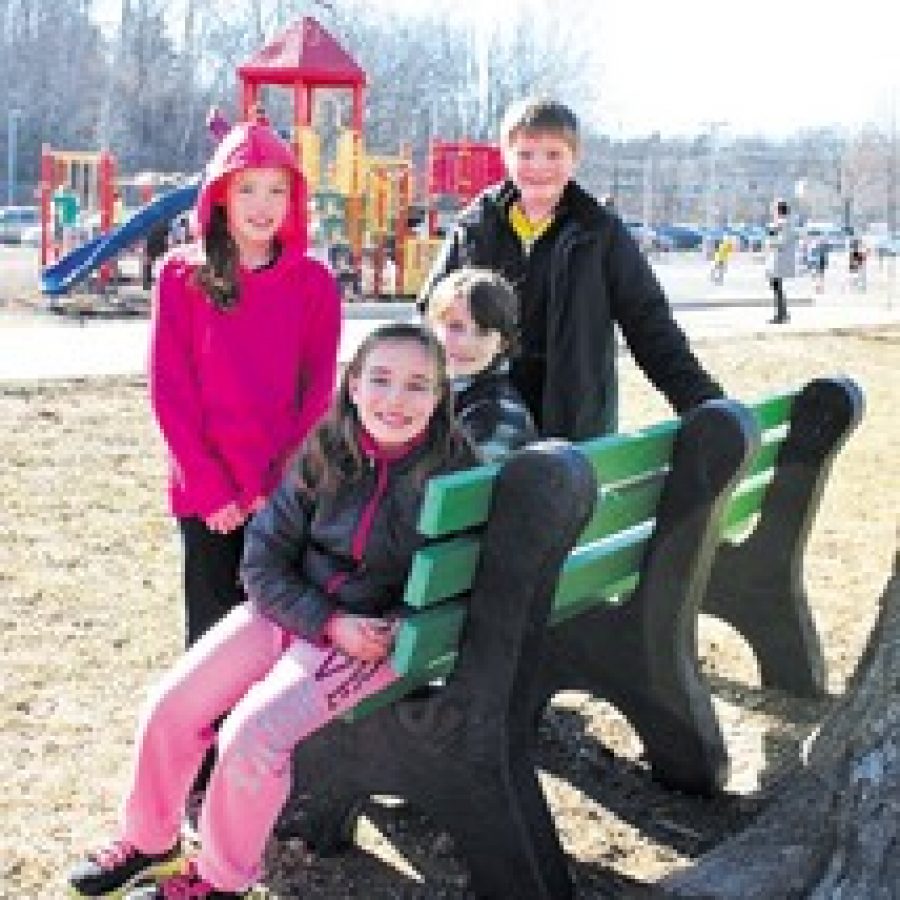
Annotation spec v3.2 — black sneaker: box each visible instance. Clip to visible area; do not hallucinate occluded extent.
[123,859,249,898]
[68,839,182,898]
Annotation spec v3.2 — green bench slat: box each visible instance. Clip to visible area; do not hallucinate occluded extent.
[551,580,639,625]
[721,471,775,539]
[416,462,499,538]
[748,390,795,431]
[417,421,677,540]
[408,473,667,612]
[402,536,481,608]
[746,429,787,478]
[551,524,653,623]
[345,667,453,720]
[392,601,467,676]
[579,473,666,544]
[578,420,677,484]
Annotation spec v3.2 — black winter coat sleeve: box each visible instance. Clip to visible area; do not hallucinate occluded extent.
[240,474,335,640]
[457,390,538,462]
[606,217,725,412]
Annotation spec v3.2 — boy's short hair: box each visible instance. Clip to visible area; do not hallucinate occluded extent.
[500,97,580,151]
[428,268,522,357]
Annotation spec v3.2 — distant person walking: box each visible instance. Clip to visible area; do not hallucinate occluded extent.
[848,238,867,292]
[812,238,829,294]
[710,235,733,285]
[764,198,797,324]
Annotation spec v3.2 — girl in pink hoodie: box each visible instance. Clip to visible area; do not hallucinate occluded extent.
[148,119,341,650]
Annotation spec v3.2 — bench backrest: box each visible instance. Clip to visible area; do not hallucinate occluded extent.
[720,389,794,541]
[348,387,806,718]
[350,416,701,717]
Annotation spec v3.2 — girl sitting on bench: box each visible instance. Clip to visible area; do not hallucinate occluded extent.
[68,323,475,899]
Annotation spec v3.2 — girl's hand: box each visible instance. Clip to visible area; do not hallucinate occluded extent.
[325,613,397,663]
[205,502,246,534]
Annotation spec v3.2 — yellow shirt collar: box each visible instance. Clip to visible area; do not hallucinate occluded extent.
[508,204,554,246]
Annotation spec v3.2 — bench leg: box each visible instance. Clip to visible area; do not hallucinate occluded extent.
[430,740,572,900]
[704,377,864,697]
[535,400,759,794]
[283,691,573,898]
[276,760,360,854]
[539,601,728,795]
[704,546,827,696]
[283,442,597,897]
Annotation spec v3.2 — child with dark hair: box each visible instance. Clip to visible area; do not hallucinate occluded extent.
[427,267,536,461]
[68,323,475,899]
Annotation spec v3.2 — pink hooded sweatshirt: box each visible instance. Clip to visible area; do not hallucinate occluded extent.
[149,121,341,519]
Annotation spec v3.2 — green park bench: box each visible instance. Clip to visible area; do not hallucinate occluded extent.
[285,377,863,900]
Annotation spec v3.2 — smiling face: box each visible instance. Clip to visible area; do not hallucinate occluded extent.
[226,166,290,264]
[430,292,504,379]
[349,339,442,446]
[502,129,577,220]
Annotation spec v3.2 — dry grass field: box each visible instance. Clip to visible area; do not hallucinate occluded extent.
[1,328,897,898]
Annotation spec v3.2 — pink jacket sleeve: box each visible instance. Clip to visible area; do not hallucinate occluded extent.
[149,261,239,518]
[262,266,342,495]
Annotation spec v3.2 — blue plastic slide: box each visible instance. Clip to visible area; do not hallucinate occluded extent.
[41,177,201,296]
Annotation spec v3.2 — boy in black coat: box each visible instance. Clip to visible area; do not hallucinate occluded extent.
[419,97,723,440]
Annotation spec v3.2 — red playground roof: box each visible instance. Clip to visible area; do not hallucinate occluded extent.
[238,17,366,87]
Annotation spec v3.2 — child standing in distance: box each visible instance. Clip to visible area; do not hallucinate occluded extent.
[419,97,723,440]
[426,268,536,461]
[67,324,476,900]
[149,117,341,649]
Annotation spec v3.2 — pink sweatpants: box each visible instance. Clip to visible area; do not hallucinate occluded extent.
[120,600,398,891]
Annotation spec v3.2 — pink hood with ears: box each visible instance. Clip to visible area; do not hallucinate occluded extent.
[194,120,307,251]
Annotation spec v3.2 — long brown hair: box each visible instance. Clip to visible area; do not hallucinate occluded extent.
[299,323,469,495]
[193,204,240,310]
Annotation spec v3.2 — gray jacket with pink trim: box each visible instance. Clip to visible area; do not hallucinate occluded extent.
[240,432,476,640]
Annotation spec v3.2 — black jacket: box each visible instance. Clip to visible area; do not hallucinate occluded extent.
[421,181,724,439]
[240,434,477,640]
[453,359,537,462]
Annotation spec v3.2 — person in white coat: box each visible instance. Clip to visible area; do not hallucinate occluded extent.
[764,198,797,324]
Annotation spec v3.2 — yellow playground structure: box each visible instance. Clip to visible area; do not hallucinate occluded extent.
[238,17,442,299]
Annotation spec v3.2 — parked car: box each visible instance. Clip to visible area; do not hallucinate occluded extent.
[741,227,767,253]
[868,234,900,258]
[0,205,40,244]
[625,221,674,252]
[655,223,704,251]
[19,223,43,247]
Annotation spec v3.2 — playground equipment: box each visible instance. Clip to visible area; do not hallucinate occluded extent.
[427,139,505,233]
[237,17,505,299]
[38,142,198,298]
[40,178,199,297]
[40,17,509,302]
[39,145,116,284]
